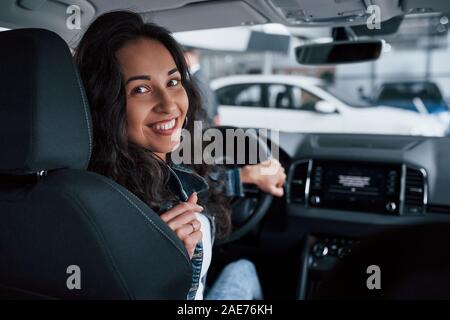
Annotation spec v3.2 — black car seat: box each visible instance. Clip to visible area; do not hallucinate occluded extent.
[0,28,191,299]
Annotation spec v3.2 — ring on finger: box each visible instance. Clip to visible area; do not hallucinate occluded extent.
[189,221,198,233]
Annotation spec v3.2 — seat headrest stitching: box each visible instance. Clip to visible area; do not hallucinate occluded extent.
[72,60,92,168]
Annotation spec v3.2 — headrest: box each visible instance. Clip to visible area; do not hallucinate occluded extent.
[0,29,92,173]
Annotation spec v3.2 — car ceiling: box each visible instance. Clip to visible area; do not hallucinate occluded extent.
[0,0,450,45]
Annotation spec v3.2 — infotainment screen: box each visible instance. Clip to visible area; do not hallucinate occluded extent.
[326,167,383,197]
[309,160,402,214]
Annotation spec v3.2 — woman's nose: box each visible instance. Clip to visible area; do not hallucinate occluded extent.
[154,88,177,114]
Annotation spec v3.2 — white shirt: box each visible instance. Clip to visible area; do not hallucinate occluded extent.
[194,213,212,300]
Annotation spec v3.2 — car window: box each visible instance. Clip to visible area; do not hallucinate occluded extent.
[216,84,263,107]
[378,82,444,101]
[268,84,292,108]
[291,87,322,112]
[267,85,323,111]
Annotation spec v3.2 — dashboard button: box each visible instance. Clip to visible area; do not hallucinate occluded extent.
[386,201,397,213]
[311,196,321,205]
[337,247,351,258]
[312,243,329,257]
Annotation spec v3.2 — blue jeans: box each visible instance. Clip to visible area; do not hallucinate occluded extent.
[205,259,263,300]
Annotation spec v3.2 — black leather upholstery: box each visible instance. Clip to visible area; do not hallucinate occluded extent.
[0,29,191,299]
[0,29,91,173]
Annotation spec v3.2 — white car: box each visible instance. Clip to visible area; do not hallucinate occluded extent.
[211,75,448,136]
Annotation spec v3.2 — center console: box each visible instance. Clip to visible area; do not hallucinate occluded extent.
[288,159,428,299]
[297,234,359,299]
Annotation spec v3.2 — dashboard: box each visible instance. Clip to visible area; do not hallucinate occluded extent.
[274,132,450,225]
[267,132,450,299]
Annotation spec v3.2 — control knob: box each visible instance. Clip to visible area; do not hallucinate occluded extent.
[312,243,329,258]
[311,196,321,206]
[386,201,397,213]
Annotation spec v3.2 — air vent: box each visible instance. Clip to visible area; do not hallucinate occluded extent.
[288,160,310,204]
[404,167,426,215]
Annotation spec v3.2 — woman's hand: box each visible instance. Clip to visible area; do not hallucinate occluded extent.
[240,158,287,197]
[160,192,203,259]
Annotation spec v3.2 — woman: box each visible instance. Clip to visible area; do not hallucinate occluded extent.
[75,11,286,300]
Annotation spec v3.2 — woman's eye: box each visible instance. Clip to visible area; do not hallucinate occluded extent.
[133,86,150,94]
[168,79,180,87]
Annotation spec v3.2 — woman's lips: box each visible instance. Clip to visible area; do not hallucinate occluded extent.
[147,117,179,136]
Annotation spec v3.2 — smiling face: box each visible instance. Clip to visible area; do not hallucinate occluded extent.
[116,38,189,159]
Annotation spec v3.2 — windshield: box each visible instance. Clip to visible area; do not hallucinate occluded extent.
[175,13,450,137]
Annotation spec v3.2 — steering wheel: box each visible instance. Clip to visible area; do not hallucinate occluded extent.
[208,126,274,245]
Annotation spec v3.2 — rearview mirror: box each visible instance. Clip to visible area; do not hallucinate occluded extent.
[295,40,382,65]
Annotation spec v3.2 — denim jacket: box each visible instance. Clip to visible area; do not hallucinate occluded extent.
[163,164,244,300]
